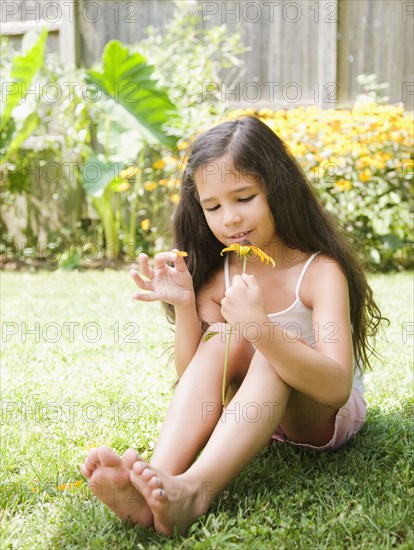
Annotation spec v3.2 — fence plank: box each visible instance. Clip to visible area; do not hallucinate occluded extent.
[2,0,412,107]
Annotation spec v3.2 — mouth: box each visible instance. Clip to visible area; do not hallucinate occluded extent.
[227,230,252,243]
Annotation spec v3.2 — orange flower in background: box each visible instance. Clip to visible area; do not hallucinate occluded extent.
[57,480,84,491]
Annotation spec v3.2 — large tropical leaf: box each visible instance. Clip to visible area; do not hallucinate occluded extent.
[1,28,48,130]
[82,154,123,197]
[86,40,178,148]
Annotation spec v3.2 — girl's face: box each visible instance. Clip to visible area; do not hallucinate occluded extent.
[195,156,277,248]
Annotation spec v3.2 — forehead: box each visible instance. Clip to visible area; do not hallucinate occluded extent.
[194,156,259,193]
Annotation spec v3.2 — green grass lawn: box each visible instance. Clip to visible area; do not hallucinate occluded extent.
[1,270,413,549]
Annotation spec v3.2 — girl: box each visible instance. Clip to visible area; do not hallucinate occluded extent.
[81,116,384,536]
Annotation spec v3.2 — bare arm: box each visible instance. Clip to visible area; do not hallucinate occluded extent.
[130,251,200,378]
[131,252,228,378]
[220,259,354,407]
[173,299,201,378]
[174,269,229,376]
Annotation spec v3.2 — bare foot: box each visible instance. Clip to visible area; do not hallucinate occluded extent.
[81,446,153,527]
[129,460,208,536]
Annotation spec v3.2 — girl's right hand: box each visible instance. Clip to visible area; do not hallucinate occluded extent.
[129,251,195,308]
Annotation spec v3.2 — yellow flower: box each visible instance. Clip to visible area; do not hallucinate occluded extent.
[140,218,151,231]
[119,165,139,179]
[177,140,189,151]
[144,181,157,191]
[152,159,165,170]
[169,193,180,204]
[335,179,352,191]
[216,240,275,408]
[359,169,372,182]
[220,243,275,267]
[175,251,188,257]
[116,181,130,192]
[57,480,84,491]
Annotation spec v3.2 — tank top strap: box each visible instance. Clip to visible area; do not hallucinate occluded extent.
[224,255,231,290]
[294,252,320,299]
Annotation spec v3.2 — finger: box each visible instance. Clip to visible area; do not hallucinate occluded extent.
[241,273,259,288]
[153,252,178,270]
[138,254,154,280]
[132,291,161,303]
[171,249,189,273]
[231,274,248,288]
[129,269,152,291]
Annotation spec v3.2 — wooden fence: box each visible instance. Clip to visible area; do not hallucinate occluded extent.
[1,0,413,107]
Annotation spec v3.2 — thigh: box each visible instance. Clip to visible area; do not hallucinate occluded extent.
[280,390,339,447]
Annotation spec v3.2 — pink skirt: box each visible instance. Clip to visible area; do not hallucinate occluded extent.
[272,387,367,451]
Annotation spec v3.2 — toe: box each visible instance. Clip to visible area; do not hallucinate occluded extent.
[81,464,91,478]
[97,446,121,467]
[122,448,139,469]
[148,475,161,489]
[151,486,167,503]
[141,467,155,482]
[132,460,147,476]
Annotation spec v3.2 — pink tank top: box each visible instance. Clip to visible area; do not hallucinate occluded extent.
[223,252,365,394]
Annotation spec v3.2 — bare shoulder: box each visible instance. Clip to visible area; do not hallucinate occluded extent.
[196,264,226,323]
[300,254,349,309]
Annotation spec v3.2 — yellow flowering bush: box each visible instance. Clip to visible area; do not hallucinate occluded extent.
[228,104,412,270]
[138,104,412,270]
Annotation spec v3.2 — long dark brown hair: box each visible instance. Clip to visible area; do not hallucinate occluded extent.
[164,116,386,371]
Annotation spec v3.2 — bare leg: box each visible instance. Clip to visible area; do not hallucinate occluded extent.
[81,446,153,526]
[150,328,254,474]
[82,329,252,525]
[130,352,290,535]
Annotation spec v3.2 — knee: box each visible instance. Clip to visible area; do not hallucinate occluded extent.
[201,324,254,380]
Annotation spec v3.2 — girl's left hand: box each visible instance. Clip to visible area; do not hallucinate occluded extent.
[220,273,267,327]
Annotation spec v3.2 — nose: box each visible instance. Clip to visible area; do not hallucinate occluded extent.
[223,206,241,226]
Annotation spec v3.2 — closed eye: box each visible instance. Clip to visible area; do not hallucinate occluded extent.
[204,195,256,212]
[238,195,256,202]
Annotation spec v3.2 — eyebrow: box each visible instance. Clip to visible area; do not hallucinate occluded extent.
[199,186,257,206]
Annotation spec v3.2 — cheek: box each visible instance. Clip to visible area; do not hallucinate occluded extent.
[204,213,219,235]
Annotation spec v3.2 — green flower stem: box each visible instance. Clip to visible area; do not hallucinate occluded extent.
[222,256,247,407]
[222,325,232,407]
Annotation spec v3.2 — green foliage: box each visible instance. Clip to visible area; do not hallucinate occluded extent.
[86,40,178,148]
[0,28,47,131]
[136,1,249,136]
[0,29,48,196]
[80,40,180,260]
